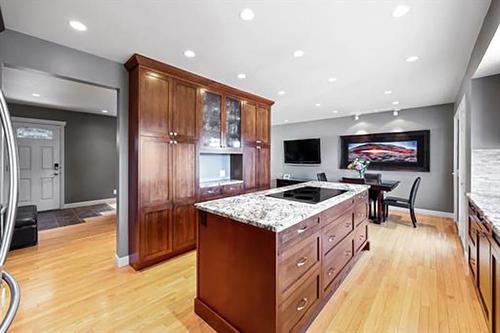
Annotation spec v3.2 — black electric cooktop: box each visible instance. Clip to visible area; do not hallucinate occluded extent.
[266,186,348,204]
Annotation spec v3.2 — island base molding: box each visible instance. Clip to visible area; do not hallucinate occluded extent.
[195,188,370,333]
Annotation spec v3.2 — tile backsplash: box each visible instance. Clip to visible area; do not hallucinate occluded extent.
[472,149,500,195]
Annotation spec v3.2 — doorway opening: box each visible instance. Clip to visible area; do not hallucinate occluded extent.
[453,95,467,248]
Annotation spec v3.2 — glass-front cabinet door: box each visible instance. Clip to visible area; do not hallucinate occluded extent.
[201,91,222,148]
[225,97,241,148]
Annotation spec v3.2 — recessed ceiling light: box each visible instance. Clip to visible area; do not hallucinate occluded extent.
[69,20,87,32]
[392,101,400,105]
[184,50,196,58]
[328,77,337,83]
[384,90,392,95]
[332,110,339,114]
[406,56,419,63]
[237,73,246,79]
[277,90,286,95]
[315,103,321,107]
[392,5,411,18]
[31,93,41,97]
[354,114,360,121]
[393,110,399,116]
[102,109,109,113]
[293,50,305,58]
[240,8,255,21]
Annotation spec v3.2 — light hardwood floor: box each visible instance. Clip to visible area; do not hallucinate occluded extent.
[4,212,487,332]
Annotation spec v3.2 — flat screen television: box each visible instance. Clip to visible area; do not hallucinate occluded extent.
[284,138,321,164]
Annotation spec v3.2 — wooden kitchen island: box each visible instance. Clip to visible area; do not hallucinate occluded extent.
[195,181,370,333]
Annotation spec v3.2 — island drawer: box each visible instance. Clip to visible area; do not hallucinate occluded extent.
[354,221,368,253]
[278,271,320,333]
[199,186,222,200]
[354,200,368,227]
[321,211,353,255]
[279,233,320,294]
[278,215,321,251]
[356,190,368,203]
[322,234,353,290]
[321,198,355,226]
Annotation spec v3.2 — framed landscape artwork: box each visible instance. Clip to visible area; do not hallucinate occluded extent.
[340,130,430,171]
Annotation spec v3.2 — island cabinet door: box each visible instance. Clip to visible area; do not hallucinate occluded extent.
[478,230,492,320]
[493,249,499,333]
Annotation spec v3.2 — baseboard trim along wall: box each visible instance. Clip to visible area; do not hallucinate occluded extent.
[389,206,454,219]
[63,197,116,209]
[115,254,129,268]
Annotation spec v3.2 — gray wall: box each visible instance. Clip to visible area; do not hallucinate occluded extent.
[454,0,500,192]
[471,74,500,149]
[272,104,454,213]
[9,103,118,203]
[0,30,129,258]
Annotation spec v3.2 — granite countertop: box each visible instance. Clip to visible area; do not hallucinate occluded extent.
[467,193,500,237]
[195,181,369,232]
[199,179,244,188]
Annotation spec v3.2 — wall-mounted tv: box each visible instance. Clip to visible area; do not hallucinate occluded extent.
[284,138,321,164]
[340,130,430,171]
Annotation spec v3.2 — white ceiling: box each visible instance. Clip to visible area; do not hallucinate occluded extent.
[2,66,117,116]
[1,0,490,124]
[474,24,500,78]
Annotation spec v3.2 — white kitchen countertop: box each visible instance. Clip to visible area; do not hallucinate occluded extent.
[467,192,500,237]
[195,181,369,232]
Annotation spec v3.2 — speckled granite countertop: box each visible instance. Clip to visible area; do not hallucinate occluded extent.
[199,179,244,188]
[467,193,500,236]
[195,181,369,232]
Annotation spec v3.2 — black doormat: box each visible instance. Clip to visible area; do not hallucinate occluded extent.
[38,204,115,231]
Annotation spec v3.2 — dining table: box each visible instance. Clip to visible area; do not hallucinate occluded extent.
[340,178,400,224]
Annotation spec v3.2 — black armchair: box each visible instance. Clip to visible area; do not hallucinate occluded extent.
[317,172,328,181]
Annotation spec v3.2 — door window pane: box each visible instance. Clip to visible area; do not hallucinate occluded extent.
[16,127,53,140]
[201,92,221,147]
[225,97,241,148]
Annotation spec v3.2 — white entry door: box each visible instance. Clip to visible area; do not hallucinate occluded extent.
[14,121,62,211]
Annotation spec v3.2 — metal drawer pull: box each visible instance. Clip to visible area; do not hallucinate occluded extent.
[296,298,308,311]
[345,250,351,257]
[345,222,351,228]
[328,235,335,242]
[169,131,174,136]
[296,257,308,267]
[328,268,335,276]
[359,234,365,240]
[256,140,262,143]
[297,226,308,234]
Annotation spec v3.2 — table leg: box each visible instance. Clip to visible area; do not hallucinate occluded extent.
[376,191,385,224]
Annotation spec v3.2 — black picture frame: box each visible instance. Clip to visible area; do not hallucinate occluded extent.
[340,130,430,172]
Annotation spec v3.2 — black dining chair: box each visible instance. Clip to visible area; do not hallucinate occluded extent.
[364,173,382,218]
[317,172,328,181]
[383,177,421,227]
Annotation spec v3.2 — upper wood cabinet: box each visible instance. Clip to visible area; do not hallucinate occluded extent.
[139,70,170,137]
[256,106,270,146]
[242,102,257,145]
[172,80,198,142]
[126,54,273,270]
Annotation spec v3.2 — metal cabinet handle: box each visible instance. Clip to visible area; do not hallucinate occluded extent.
[169,131,174,136]
[296,298,308,311]
[256,140,262,143]
[297,226,308,234]
[328,235,335,242]
[296,257,308,267]
[345,250,351,257]
[328,267,335,277]
[345,222,351,228]
[173,132,178,136]
[256,146,261,150]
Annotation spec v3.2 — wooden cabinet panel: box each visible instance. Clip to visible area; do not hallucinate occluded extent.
[139,70,169,136]
[171,142,196,201]
[256,106,270,145]
[478,232,492,319]
[242,102,257,145]
[323,235,353,290]
[140,137,170,206]
[173,204,197,251]
[493,252,499,333]
[140,208,172,262]
[172,80,197,140]
[354,201,368,227]
[243,146,257,190]
[322,212,353,254]
[257,147,270,189]
[354,222,368,253]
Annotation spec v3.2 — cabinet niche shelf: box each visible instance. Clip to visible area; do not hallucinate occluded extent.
[125,54,273,270]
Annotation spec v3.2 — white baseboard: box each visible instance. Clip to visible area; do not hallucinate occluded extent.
[389,206,454,219]
[115,254,129,268]
[63,198,116,209]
